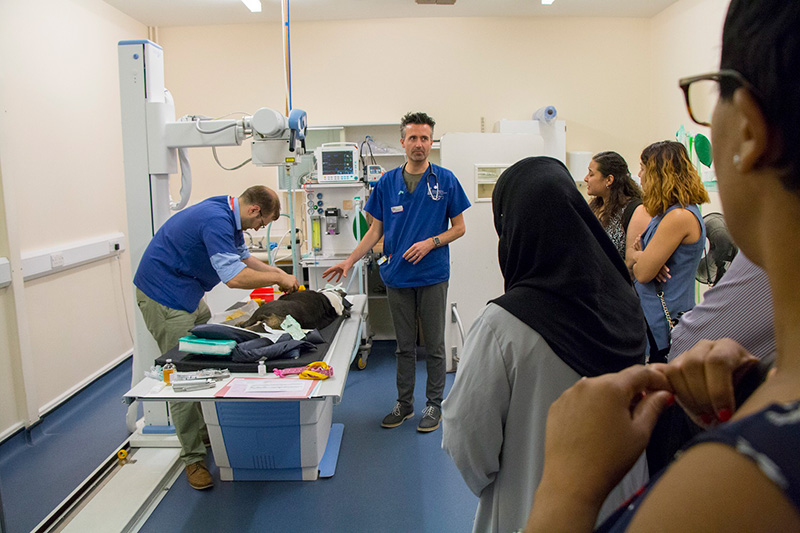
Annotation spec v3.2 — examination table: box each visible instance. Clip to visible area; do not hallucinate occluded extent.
[124,294,367,481]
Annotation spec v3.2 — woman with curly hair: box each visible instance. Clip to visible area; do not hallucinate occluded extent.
[584,151,650,262]
[628,141,709,362]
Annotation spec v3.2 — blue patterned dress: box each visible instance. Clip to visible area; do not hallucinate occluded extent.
[597,401,800,531]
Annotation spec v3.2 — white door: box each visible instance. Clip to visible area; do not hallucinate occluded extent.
[441,132,546,371]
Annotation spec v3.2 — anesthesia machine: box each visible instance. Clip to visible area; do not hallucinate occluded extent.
[301,143,370,293]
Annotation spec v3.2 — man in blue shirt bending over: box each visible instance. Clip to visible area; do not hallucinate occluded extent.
[323,112,470,433]
[134,185,299,489]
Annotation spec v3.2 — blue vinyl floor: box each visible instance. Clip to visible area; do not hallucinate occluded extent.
[0,358,133,533]
[0,342,478,533]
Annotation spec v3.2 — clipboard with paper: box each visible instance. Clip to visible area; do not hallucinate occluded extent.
[214,377,316,399]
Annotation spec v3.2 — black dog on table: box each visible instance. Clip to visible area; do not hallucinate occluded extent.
[236,288,349,331]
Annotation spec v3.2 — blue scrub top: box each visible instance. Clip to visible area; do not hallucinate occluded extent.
[134,196,250,312]
[365,163,471,288]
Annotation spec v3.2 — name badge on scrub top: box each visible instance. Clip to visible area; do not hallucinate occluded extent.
[391,205,404,213]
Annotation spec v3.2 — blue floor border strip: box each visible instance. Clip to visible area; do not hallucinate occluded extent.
[0,355,133,447]
[318,423,344,478]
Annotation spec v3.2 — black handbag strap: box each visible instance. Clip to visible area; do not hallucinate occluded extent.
[648,280,673,364]
[653,280,675,330]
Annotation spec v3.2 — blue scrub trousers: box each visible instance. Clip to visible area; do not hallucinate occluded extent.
[386,281,448,410]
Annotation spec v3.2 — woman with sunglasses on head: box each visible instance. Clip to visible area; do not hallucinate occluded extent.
[628,141,709,363]
[524,1,800,531]
[585,151,650,263]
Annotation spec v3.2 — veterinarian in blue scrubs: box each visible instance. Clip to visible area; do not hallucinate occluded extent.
[323,112,470,433]
[134,185,299,490]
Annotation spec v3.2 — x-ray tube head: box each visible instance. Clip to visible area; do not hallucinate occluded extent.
[251,108,288,138]
[249,108,307,165]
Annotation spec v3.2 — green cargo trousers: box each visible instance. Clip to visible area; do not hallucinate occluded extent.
[136,288,212,466]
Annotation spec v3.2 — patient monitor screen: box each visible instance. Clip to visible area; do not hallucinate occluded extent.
[322,150,355,176]
[317,147,359,181]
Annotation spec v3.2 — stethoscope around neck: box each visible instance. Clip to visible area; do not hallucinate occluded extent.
[402,163,441,201]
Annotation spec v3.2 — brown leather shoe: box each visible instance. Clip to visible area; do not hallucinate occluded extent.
[186,462,213,490]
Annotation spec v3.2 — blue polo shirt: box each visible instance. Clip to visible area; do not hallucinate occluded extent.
[365,163,470,288]
[134,196,251,312]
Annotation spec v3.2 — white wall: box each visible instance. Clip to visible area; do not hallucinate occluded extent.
[648,0,729,142]
[0,0,146,438]
[155,15,656,260]
[649,0,729,218]
[158,16,654,187]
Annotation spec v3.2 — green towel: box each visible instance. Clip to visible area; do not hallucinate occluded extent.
[178,335,237,355]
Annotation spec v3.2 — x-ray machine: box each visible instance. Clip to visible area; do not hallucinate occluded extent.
[118,40,307,436]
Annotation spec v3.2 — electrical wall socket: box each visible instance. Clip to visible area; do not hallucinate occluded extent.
[50,253,65,268]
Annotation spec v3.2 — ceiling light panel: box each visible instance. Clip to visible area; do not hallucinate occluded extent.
[241,0,262,13]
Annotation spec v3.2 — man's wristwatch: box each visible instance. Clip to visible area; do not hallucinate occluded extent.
[432,236,441,247]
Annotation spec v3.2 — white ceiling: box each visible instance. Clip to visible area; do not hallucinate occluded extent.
[102,0,679,27]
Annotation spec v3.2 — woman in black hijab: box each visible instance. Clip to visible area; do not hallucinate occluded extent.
[442,157,647,533]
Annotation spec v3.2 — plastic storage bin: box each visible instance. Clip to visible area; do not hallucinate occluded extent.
[250,287,275,304]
